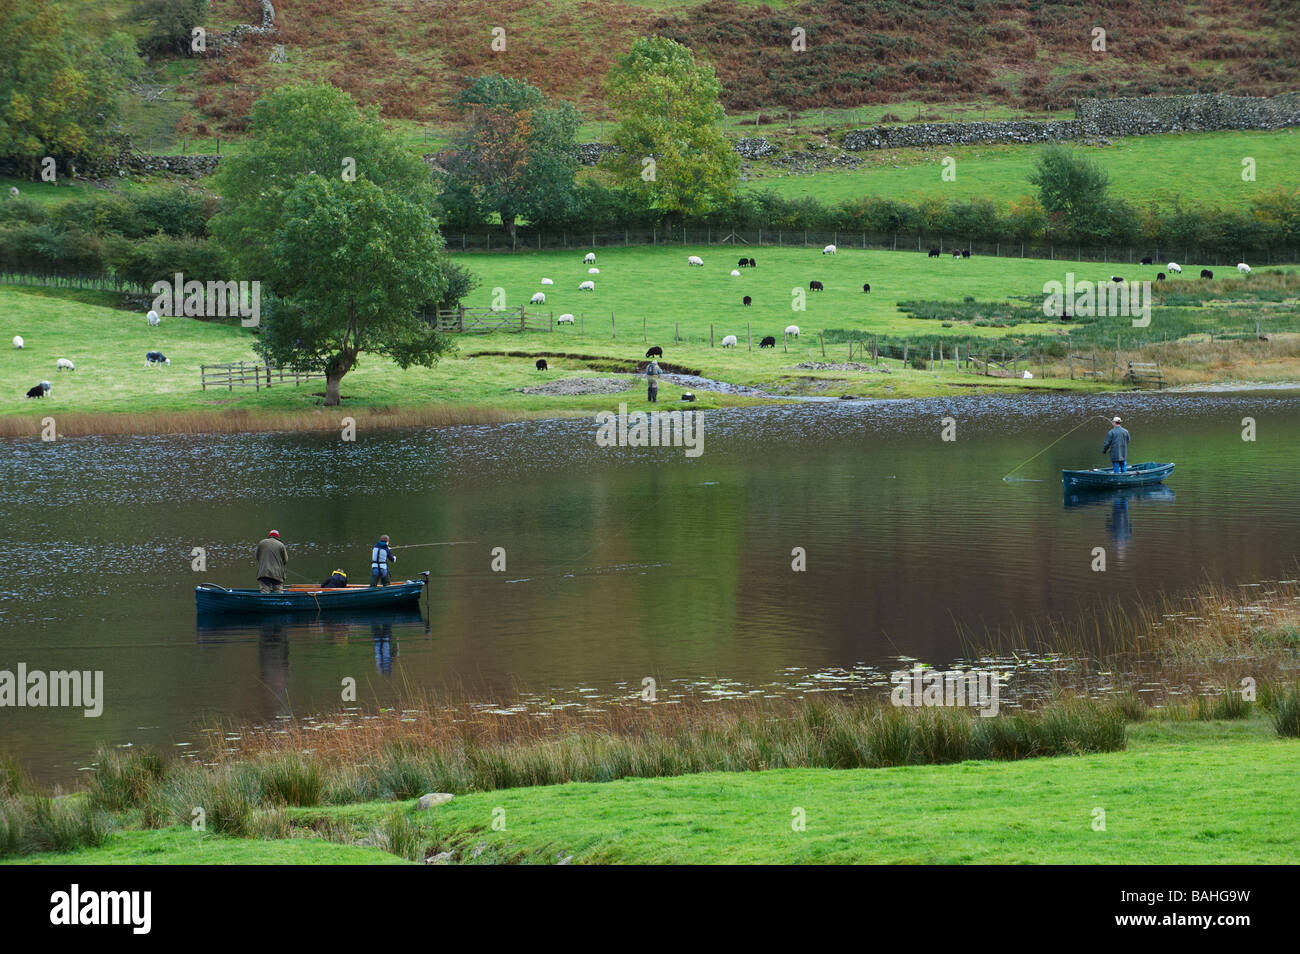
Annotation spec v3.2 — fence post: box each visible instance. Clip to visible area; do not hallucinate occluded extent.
[747,323,751,351]
[711,324,714,348]
[612,311,615,338]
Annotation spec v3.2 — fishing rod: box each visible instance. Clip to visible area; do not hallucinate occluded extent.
[1002,415,1119,482]
[392,541,477,550]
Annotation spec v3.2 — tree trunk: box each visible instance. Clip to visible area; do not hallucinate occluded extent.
[323,349,356,407]
[324,372,343,406]
[503,213,517,241]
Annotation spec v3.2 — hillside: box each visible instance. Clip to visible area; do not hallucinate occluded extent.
[91,0,1300,142]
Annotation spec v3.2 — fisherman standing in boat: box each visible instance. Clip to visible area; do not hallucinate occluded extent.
[370,534,397,587]
[256,530,288,593]
[1102,416,1131,474]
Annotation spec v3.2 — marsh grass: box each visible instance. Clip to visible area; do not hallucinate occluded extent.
[1273,686,1300,738]
[1196,689,1253,721]
[87,746,166,812]
[0,795,111,857]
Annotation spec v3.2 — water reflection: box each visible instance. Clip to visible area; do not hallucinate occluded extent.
[1063,484,1177,563]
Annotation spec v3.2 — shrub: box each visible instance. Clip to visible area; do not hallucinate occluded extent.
[87,746,166,812]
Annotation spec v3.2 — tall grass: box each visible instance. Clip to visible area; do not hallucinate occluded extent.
[1273,686,1300,738]
[87,746,166,812]
[0,795,111,857]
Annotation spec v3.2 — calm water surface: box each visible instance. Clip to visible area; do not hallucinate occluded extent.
[2,390,1299,780]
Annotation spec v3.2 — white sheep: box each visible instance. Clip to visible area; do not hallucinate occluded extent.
[540,278,554,285]
[578,280,595,291]
[147,310,161,326]
[721,335,738,348]
[1237,263,1251,275]
[12,336,22,349]
[584,253,596,264]
[823,244,836,255]
[687,255,704,266]
[557,314,575,325]
[56,358,75,371]
[1167,263,1181,274]
[784,325,800,338]
[588,267,600,275]
[530,292,546,304]
[730,269,741,277]
[8,187,17,198]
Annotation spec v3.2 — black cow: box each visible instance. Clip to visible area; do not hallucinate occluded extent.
[928,248,941,257]
[742,296,752,306]
[759,335,776,348]
[535,359,548,371]
[862,283,871,293]
[1140,256,1154,265]
[1156,272,1165,281]
[809,280,824,291]
[25,383,48,399]
[645,346,663,358]
[1201,269,1214,279]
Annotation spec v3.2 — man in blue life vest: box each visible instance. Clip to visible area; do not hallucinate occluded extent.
[370,534,397,587]
[1102,416,1131,473]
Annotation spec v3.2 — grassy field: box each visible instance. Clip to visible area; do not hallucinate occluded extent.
[11,717,1298,865]
[742,129,1300,207]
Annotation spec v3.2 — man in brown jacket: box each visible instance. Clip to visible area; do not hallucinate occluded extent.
[256,530,288,593]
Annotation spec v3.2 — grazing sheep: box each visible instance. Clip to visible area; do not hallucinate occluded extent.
[146,310,160,326]
[578,281,595,291]
[1237,263,1251,275]
[862,283,871,293]
[1201,269,1214,279]
[823,244,836,255]
[584,253,596,264]
[952,250,962,258]
[680,393,696,402]
[12,336,22,349]
[738,257,749,267]
[588,267,600,275]
[56,358,75,371]
[687,255,704,266]
[961,249,971,259]
[530,292,547,304]
[1140,256,1153,265]
[535,359,548,371]
[747,258,756,267]
[646,346,663,358]
[721,335,738,348]
[731,269,741,277]
[557,313,575,325]
[1156,273,1165,281]
[742,296,752,306]
[1168,263,1182,273]
[1111,276,1124,283]
[784,325,800,337]
[25,382,49,398]
[809,280,824,291]
[8,187,17,198]
[928,248,941,258]
[759,335,776,348]
[145,351,170,366]
[540,278,554,285]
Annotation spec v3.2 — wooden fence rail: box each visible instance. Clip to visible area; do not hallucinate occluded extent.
[200,361,325,391]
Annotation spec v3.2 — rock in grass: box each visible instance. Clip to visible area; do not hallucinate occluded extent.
[427,851,453,865]
[417,792,454,810]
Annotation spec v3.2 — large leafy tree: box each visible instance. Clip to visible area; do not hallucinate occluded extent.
[257,176,452,406]
[0,0,139,174]
[442,74,579,237]
[604,37,738,225]
[129,0,209,55]
[1029,145,1113,242]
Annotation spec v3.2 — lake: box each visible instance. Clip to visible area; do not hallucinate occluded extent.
[2,389,1299,781]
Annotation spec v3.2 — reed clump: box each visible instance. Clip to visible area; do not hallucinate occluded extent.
[0,795,111,857]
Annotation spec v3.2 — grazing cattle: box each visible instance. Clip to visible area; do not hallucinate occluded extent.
[1111,276,1124,283]
[721,335,738,348]
[584,253,596,264]
[742,296,752,306]
[535,359,548,371]
[731,269,741,277]
[809,280,824,291]
[1156,273,1165,281]
[1168,262,1182,273]
[928,248,941,258]
[1237,263,1251,275]
[759,335,776,348]
[862,283,871,293]
[1201,269,1214,279]
[646,346,663,359]
[961,249,971,259]
[1140,256,1153,265]
[588,267,600,275]
[738,257,749,267]
[12,336,22,349]
[530,292,547,304]
[147,310,161,326]
[540,278,554,285]
[578,281,595,291]
[784,325,800,338]
[823,244,836,255]
[557,313,575,325]
[145,351,170,366]
[687,255,704,266]
[25,382,49,399]
[56,358,75,371]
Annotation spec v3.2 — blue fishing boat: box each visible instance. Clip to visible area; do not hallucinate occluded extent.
[195,578,426,614]
[1061,461,1174,490]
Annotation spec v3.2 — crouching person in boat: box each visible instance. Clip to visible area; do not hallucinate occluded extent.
[256,530,288,593]
[370,535,396,587]
[320,568,348,588]
[1103,416,1130,474]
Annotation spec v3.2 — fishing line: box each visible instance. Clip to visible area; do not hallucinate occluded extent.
[1002,415,1117,482]
[393,541,477,550]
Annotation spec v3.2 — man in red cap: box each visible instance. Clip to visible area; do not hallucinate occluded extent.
[256,530,288,593]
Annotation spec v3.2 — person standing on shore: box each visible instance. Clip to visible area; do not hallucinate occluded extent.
[256,530,288,593]
[1102,416,1131,474]
[645,358,661,403]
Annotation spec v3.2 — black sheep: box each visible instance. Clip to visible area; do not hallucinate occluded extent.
[809,280,823,291]
[535,359,548,371]
[862,283,871,293]
[1156,273,1165,281]
[928,248,941,258]
[1140,256,1154,265]
[25,383,47,399]
[961,249,971,258]
[737,257,748,267]
[759,336,776,348]
[742,295,752,306]
[645,346,663,358]
[1111,276,1124,283]
[1201,269,1214,279]
[747,258,756,267]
